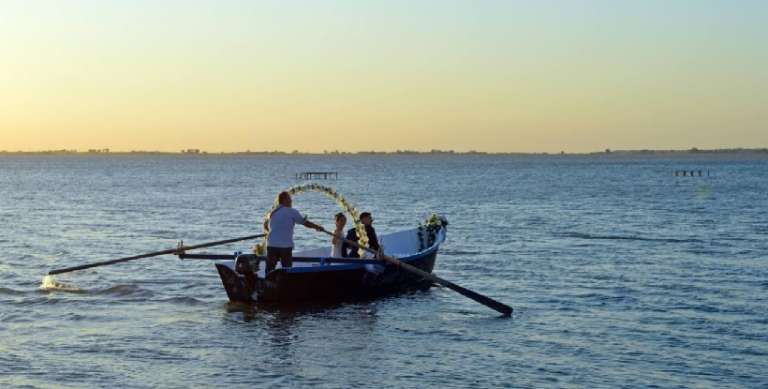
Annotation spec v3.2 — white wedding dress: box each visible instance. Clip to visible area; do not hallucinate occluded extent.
[331,233,344,257]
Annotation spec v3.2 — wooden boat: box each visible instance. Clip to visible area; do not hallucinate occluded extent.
[48,213,510,315]
[180,226,446,303]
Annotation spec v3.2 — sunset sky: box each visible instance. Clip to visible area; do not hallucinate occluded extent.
[1,1,766,153]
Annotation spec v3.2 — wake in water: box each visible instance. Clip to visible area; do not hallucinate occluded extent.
[559,231,703,243]
[39,275,81,292]
[39,276,156,297]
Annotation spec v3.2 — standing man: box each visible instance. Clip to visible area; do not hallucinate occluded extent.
[265,191,323,273]
[343,212,380,258]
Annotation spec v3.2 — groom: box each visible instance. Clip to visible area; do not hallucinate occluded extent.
[343,212,380,258]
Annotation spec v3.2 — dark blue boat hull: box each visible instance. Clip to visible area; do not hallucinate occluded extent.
[215,249,438,303]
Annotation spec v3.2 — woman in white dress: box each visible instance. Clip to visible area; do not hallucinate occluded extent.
[331,213,347,257]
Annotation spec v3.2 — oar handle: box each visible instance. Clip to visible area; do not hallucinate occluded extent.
[47,233,266,275]
[318,228,512,317]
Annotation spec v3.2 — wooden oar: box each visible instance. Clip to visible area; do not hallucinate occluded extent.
[47,234,265,275]
[318,228,512,317]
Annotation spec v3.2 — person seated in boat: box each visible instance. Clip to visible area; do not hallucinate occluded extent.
[265,191,323,273]
[343,212,380,258]
[331,212,347,257]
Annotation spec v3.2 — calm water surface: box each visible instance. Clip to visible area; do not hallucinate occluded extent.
[1,154,767,388]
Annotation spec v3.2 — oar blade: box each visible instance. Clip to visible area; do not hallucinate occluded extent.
[440,280,513,317]
[399,260,513,317]
[319,227,514,317]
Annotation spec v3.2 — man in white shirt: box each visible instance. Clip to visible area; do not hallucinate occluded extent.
[265,191,323,274]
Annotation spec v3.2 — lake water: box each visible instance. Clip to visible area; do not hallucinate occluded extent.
[1,154,766,388]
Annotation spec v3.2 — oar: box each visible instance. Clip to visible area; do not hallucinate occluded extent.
[318,228,513,317]
[47,234,265,276]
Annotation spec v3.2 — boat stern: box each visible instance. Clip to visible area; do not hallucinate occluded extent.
[215,262,255,302]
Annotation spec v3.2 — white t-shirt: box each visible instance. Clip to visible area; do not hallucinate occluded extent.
[267,206,306,248]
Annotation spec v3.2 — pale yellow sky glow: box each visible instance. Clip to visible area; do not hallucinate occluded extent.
[1,1,766,153]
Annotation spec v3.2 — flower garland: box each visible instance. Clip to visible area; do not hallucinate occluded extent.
[254,184,369,257]
[417,213,449,251]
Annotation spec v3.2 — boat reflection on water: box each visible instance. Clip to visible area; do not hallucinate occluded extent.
[223,299,360,322]
[221,299,382,370]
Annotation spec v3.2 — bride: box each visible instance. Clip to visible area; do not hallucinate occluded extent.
[331,212,347,257]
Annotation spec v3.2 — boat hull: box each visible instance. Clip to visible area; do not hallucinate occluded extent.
[215,249,438,303]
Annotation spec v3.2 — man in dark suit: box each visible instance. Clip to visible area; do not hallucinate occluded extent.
[343,212,379,258]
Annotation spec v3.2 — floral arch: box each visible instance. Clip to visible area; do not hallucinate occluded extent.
[255,184,369,257]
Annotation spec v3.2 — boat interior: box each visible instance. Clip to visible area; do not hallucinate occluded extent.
[216,227,445,278]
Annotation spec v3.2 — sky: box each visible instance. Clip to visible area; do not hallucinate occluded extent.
[1,0,766,153]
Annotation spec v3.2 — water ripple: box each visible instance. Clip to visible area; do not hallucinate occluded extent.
[1,155,766,388]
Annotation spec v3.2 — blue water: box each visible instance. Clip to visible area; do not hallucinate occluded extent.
[1,154,766,388]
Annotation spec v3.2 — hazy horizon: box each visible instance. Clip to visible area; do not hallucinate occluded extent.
[2,1,767,153]
[3,146,768,155]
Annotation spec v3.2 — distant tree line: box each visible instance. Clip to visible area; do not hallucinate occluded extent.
[2,148,767,156]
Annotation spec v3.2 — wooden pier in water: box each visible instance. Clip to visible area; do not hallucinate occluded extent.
[296,171,338,180]
[674,170,709,177]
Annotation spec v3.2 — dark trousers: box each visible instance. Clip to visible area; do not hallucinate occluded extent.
[266,246,293,274]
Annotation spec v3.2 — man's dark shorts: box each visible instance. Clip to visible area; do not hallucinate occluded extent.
[266,246,293,274]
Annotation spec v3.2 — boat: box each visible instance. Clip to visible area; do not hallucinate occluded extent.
[179,225,447,303]
[48,211,510,315]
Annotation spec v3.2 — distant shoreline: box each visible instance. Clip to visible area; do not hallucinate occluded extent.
[1,148,767,157]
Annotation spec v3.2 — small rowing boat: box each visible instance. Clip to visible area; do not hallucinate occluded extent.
[48,212,510,315]
[180,225,446,303]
